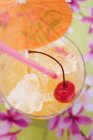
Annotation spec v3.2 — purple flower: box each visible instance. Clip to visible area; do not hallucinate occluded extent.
[60,108,92,134]
[72,75,93,114]
[72,88,93,114]
[88,128,93,140]
[85,75,93,86]
[48,107,92,139]
[0,109,31,134]
[73,128,93,140]
[0,130,21,140]
[69,0,86,13]
[48,115,64,139]
[73,133,85,140]
[84,40,93,65]
[82,8,93,34]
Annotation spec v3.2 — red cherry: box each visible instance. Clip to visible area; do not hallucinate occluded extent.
[54,81,75,103]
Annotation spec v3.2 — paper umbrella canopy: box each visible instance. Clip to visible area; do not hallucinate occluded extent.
[0,0,72,50]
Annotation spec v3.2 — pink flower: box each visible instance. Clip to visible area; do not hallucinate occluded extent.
[0,12,11,26]
[0,109,31,134]
[72,76,93,114]
[69,0,86,13]
[82,8,93,34]
[88,128,93,140]
[84,40,93,65]
[72,88,93,114]
[61,108,92,134]
[73,134,85,140]
[48,107,92,139]
[48,116,64,139]
[85,75,93,86]
[0,130,21,140]
[73,128,93,140]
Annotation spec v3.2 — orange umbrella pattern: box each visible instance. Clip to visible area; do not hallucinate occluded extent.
[0,0,72,50]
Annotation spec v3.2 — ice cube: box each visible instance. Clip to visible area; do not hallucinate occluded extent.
[7,73,52,114]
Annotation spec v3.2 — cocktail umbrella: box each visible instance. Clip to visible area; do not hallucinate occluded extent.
[0,0,72,51]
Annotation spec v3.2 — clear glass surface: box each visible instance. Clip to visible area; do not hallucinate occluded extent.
[0,36,85,119]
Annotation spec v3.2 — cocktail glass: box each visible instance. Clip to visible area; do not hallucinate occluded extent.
[0,36,85,119]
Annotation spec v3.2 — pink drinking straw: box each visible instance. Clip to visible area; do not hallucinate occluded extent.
[0,42,58,79]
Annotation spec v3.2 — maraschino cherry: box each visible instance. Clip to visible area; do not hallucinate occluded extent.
[54,81,75,103]
[28,50,75,103]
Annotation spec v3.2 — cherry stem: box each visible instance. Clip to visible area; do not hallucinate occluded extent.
[28,50,66,86]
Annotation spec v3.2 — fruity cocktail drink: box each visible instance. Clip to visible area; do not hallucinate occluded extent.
[0,37,85,119]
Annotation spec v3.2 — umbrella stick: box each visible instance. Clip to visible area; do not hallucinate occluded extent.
[0,42,58,79]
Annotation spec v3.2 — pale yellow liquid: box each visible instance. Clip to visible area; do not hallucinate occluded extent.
[0,37,85,119]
